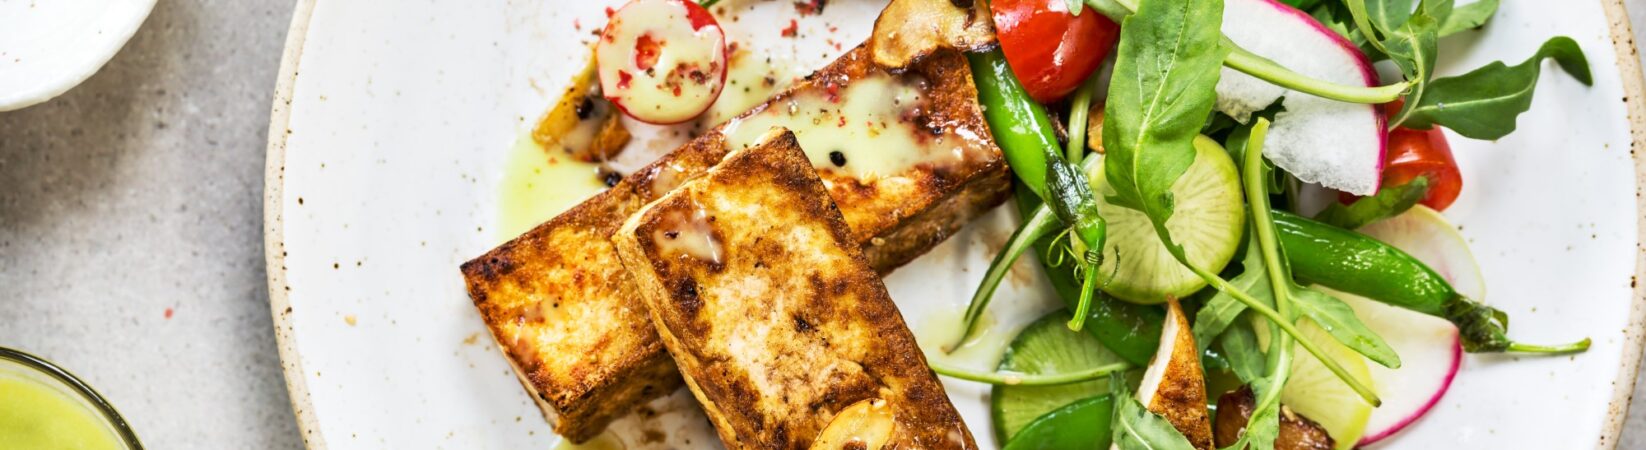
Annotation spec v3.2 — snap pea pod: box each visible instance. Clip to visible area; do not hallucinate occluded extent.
[1274,210,1590,353]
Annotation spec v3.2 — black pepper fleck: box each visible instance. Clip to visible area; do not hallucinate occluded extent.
[575,96,596,120]
[828,150,847,167]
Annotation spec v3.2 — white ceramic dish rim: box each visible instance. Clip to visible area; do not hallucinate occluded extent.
[0,0,159,112]
[260,1,1646,448]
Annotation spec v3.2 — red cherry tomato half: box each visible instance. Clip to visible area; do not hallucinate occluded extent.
[992,0,1120,104]
[1382,125,1463,211]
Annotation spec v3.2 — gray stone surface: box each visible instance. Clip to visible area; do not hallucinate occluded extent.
[2,1,1646,449]
[0,1,301,449]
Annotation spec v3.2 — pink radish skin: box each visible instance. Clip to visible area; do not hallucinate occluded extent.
[1219,0,1388,195]
[1357,334,1460,446]
[596,0,728,125]
[1345,206,1477,446]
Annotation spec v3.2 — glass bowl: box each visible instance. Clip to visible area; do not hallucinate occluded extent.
[0,347,142,449]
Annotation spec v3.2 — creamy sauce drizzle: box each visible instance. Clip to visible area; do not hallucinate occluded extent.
[722,73,955,182]
[644,161,692,199]
[654,202,722,265]
[497,132,612,241]
[910,305,1010,370]
[698,46,798,127]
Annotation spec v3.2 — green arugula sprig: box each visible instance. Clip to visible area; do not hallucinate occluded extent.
[1346,0,1444,126]
[1203,119,1395,449]
[1402,36,1593,140]
[1105,0,1382,407]
[1333,0,1590,135]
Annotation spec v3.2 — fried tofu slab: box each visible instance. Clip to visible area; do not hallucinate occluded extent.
[459,44,1007,442]
[613,129,976,449]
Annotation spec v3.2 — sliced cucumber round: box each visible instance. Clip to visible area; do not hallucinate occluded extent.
[1087,136,1245,304]
[990,311,1125,444]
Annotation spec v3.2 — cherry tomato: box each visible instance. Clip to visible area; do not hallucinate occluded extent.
[992,0,1120,104]
[1381,125,1463,211]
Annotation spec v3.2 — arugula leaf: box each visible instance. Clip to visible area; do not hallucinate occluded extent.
[1401,36,1592,140]
[1219,314,1267,384]
[1067,0,1086,16]
[1110,373,1198,450]
[1291,286,1402,368]
[1192,240,1270,348]
[1223,119,1294,450]
[1344,0,1449,126]
[1314,177,1430,230]
[1364,0,1417,32]
[1381,1,1447,126]
[1102,0,1228,228]
[1438,0,1498,36]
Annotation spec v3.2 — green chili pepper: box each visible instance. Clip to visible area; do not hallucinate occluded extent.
[969,49,1109,332]
[969,51,1056,199]
[1015,186,1163,366]
[1274,210,1590,353]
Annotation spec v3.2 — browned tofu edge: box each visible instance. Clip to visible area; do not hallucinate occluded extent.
[611,129,976,449]
[458,44,1008,442]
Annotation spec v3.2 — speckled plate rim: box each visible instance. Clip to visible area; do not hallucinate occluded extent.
[260,1,1646,449]
[264,0,323,447]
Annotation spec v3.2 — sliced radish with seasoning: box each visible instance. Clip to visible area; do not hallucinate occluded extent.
[1218,0,1387,195]
[597,0,728,124]
[1331,206,1477,446]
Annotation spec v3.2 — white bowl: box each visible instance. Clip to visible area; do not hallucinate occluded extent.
[0,0,157,111]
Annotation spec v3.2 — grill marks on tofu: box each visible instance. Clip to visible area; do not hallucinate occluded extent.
[460,43,1007,443]
[613,130,976,449]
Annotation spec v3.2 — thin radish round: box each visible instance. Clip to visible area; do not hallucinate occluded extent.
[597,0,728,124]
[1331,206,1476,446]
[1218,0,1387,195]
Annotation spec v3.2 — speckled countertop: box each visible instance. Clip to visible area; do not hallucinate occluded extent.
[0,1,1645,449]
[0,1,301,448]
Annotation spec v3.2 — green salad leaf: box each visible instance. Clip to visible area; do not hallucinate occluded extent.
[1291,286,1401,368]
[1315,177,1430,230]
[1401,36,1592,140]
[1109,373,1198,450]
[1438,0,1498,36]
[1219,315,1267,384]
[1101,0,1228,277]
[1193,239,1271,349]
[1363,0,1446,126]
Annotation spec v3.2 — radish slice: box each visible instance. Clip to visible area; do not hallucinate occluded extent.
[1217,0,1387,195]
[597,0,728,124]
[1331,206,1477,446]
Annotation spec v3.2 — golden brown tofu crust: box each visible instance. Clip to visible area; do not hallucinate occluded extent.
[613,130,976,449]
[460,44,1006,442]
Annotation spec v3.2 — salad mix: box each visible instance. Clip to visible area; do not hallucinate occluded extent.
[588,0,1595,447]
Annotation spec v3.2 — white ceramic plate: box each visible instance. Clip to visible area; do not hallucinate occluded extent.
[0,0,157,111]
[264,1,1646,448]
